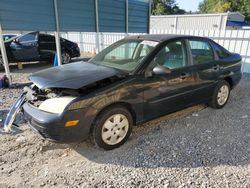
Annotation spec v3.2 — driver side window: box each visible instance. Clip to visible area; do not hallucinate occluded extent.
[18,32,37,43]
[154,40,187,70]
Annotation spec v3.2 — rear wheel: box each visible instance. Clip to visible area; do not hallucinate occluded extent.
[61,51,71,64]
[209,80,230,109]
[92,106,133,150]
[0,56,4,71]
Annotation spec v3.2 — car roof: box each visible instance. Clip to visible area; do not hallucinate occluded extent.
[125,34,209,42]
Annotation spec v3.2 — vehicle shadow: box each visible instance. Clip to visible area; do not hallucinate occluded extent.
[10,82,31,88]
[71,98,250,169]
[71,57,91,62]
[6,61,51,73]
[1,58,91,74]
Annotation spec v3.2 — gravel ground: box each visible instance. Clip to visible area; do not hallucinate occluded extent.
[0,65,249,188]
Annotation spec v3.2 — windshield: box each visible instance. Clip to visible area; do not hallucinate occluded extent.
[89,39,159,72]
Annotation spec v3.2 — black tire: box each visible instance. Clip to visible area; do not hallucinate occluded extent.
[92,106,133,150]
[0,56,4,71]
[61,51,71,64]
[209,80,230,109]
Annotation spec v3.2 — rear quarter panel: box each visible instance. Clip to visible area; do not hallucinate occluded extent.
[218,53,242,87]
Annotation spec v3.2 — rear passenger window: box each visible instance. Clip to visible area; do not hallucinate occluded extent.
[189,40,214,64]
[39,35,55,42]
[212,42,231,59]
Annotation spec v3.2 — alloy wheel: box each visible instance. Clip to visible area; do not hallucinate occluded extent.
[61,52,71,64]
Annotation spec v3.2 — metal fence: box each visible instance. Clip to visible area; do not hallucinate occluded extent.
[61,32,142,53]
[60,29,250,73]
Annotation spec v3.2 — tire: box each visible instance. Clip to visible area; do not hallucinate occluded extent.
[0,56,4,71]
[209,80,230,109]
[92,106,133,150]
[61,51,71,64]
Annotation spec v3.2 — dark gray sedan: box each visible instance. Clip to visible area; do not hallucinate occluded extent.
[5,34,242,150]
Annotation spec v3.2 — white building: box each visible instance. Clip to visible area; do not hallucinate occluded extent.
[150,12,249,30]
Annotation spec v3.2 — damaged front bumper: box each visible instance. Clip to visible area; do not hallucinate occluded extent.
[4,87,96,142]
[23,103,95,142]
[4,86,35,132]
[4,94,26,132]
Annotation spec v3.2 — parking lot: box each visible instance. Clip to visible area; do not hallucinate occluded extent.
[0,64,249,187]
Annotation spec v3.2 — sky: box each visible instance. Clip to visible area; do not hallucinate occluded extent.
[176,0,202,12]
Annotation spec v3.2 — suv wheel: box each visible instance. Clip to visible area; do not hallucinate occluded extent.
[92,106,133,150]
[61,51,71,64]
[209,80,230,109]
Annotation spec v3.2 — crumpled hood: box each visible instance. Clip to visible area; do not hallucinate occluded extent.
[29,61,124,89]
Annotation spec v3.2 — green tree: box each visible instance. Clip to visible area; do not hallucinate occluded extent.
[199,0,231,13]
[229,0,250,16]
[151,0,186,15]
[199,0,250,17]
[152,1,166,15]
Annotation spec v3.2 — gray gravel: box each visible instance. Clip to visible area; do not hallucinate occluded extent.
[0,66,249,187]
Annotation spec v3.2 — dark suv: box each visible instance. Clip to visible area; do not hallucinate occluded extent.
[0,31,80,69]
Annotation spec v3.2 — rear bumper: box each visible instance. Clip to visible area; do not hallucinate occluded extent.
[23,103,95,142]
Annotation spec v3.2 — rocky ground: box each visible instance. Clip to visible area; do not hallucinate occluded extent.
[0,64,249,187]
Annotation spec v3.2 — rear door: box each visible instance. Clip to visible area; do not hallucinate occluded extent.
[143,39,196,120]
[188,39,219,102]
[38,34,56,59]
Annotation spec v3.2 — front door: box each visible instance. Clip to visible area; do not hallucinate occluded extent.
[11,32,39,61]
[143,40,196,120]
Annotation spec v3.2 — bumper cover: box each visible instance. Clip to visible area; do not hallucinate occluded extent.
[23,103,95,142]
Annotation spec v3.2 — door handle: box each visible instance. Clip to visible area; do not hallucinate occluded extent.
[213,65,220,71]
[180,73,190,79]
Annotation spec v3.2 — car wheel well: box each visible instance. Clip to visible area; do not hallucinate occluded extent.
[90,102,136,134]
[224,77,233,89]
[62,49,72,57]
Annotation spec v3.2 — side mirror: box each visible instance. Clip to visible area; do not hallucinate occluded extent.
[152,65,171,75]
[14,38,20,44]
[145,65,171,77]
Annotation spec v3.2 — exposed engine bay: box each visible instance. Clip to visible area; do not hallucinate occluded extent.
[25,75,124,107]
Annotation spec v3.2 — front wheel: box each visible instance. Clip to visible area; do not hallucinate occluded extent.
[92,106,133,150]
[209,80,230,109]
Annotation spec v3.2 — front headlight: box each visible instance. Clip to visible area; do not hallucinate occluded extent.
[39,97,76,114]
